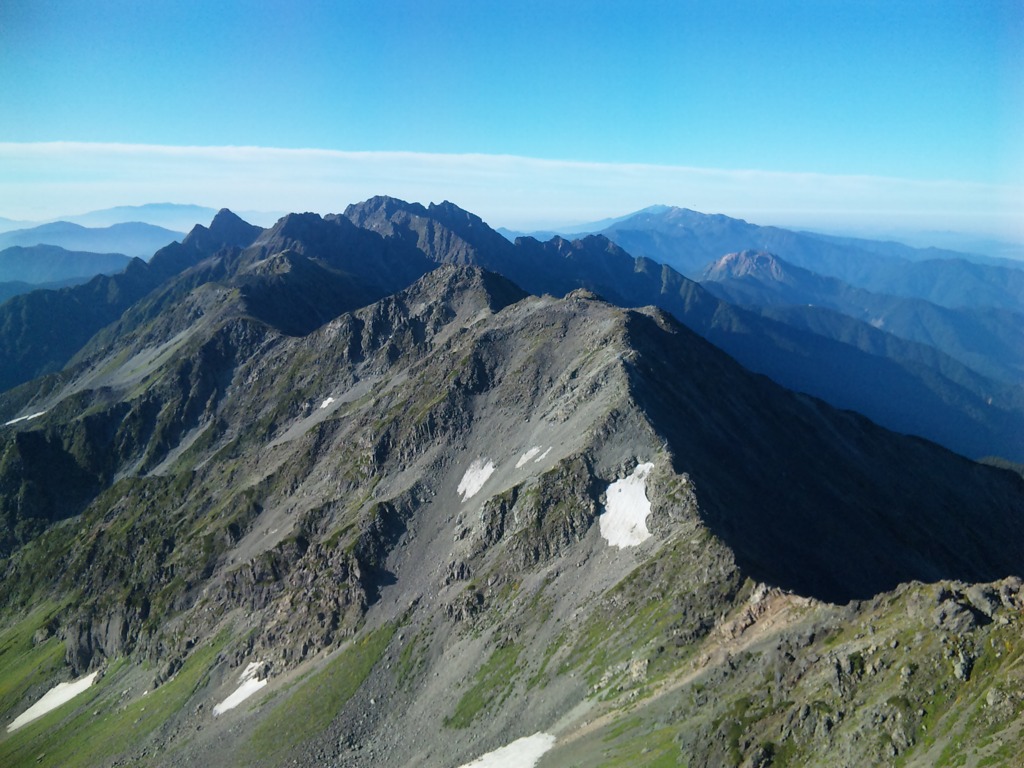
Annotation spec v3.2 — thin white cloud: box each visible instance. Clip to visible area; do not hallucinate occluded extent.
[0,142,1020,239]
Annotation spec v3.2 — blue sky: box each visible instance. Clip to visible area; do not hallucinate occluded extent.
[1,0,1021,237]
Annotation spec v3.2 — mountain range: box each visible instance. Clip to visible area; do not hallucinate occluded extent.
[702,250,1024,386]
[0,200,1021,767]
[0,204,285,235]
[0,221,184,260]
[54,203,221,232]
[0,245,133,286]
[548,206,1024,312]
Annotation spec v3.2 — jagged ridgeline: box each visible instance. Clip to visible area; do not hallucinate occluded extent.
[0,202,1021,767]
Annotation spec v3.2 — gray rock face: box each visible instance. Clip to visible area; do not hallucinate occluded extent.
[65,608,131,673]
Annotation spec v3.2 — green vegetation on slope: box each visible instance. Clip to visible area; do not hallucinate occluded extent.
[0,630,230,768]
[543,580,1024,768]
[445,642,523,729]
[241,622,396,766]
[0,603,66,722]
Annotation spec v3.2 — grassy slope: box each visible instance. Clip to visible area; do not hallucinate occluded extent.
[0,631,229,768]
[539,581,1024,768]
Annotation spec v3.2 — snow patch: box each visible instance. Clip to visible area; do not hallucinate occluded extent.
[517,446,552,468]
[599,462,655,548]
[516,446,542,468]
[3,411,46,427]
[320,396,335,409]
[458,458,495,501]
[457,732,557,768]
[7,671,99,732]
[213,661,267,716]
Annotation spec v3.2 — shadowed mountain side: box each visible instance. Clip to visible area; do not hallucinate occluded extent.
[860,258,1024,313]
[52,214,438,392]
[253,211,436,300]
[620,307,1024,602]
[233,250,380,337]
[698,313,1024,462]
[702,250,1024,384]
[0,276,95,305]
[0,260,170,393]
[749,303,1024,407]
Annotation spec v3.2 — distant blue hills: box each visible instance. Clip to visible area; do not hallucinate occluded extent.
[57,202,218,232]
[0,244,134,285]
[0,221,182,260]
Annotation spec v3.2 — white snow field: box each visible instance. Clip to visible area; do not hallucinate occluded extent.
[3,411,46,427]
[6,671,99,732]
[599,461,655,548]
[213,661,267,716]
[458,458,496,501]
[457,732,557,768]
[516,446,554,468]
[515,446,542,468]
[319,396,336,409]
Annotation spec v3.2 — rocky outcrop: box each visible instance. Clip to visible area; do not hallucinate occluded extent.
[218,536,369,667]
[65,609,131,673]
[474,455,599,570]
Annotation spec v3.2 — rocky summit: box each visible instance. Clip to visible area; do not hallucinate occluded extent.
[0,205,1021,768]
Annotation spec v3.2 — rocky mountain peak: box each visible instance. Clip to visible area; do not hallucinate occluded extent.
[578,233,630,255]
[426,200,487,227]
[241,247,309,277]
[207,208,263,247]
[340,196,514,267]
[564,286,603,302]
[401,264,528,314]
[180,209,261,253]
[703,250,788,281]
[250,211,333,251]
[343,196,429,229]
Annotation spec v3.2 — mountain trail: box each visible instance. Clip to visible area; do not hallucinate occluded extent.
[552,586,813,746]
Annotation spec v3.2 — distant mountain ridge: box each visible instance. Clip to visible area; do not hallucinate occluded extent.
[58,203,218,232]
[0,244,132,285]
[702,250,1024,384]
[800,230,1024,269]
[0,216,34,234]
[0,277,93,305]
[576,206,1024,312]
[55,202,285,230]
[0,203,286,234]
[0,221,183,259]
